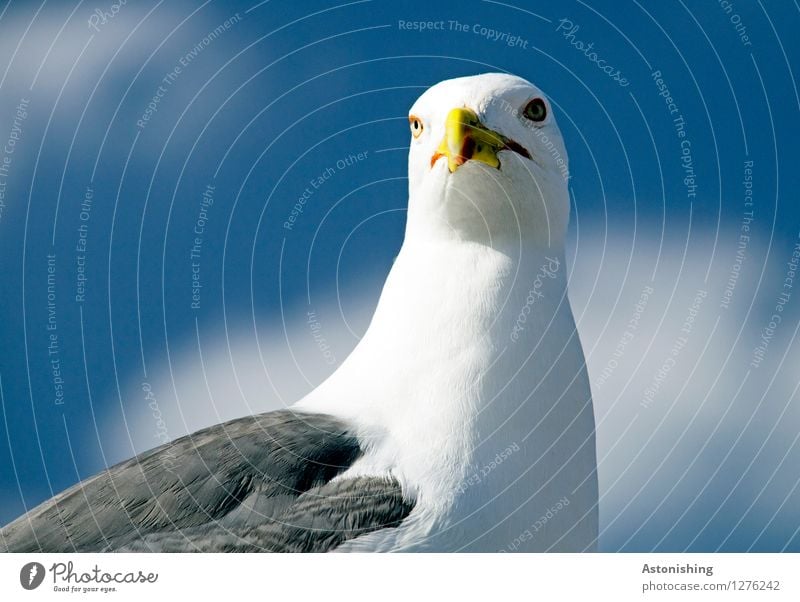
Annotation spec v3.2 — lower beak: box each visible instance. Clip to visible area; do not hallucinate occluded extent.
[431,107,530,173]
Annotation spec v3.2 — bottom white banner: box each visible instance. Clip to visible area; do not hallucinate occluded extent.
[1,553,796,601]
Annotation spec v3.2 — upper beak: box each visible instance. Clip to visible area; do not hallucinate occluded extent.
[431,107,531,173]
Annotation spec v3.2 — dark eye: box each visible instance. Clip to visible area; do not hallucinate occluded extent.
[523,98,547,122]
[409,116,424,138]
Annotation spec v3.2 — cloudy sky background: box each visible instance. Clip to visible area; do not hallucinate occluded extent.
[0,0,798,551]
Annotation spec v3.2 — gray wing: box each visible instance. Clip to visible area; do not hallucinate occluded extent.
[0,410,414,552]
[119,476,413,552]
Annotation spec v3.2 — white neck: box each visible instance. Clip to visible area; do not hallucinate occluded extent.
[298,233,597,550]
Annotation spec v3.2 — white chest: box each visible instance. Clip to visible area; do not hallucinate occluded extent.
[298,241,598,551]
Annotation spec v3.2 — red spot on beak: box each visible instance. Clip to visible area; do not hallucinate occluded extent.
[431,135,478,170]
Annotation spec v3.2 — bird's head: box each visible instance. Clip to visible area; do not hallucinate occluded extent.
[406,73,570,249]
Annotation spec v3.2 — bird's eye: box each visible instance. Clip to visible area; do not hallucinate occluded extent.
[409,116,424,138]
[523,98,547,122]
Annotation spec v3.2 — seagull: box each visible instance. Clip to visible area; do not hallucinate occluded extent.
[1,73,598,553]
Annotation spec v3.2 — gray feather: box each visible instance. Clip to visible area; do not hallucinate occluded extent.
[0,410,412,552]
[117,476,413,552]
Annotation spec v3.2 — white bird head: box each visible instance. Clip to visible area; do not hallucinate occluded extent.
[406,73,570,250]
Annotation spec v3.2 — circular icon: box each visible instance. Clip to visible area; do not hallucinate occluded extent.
[19,562,45,590]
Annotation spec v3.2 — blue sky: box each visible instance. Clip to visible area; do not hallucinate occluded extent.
[0,0,799,551]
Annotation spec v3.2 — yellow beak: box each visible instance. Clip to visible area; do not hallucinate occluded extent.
[433,107,524,173]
